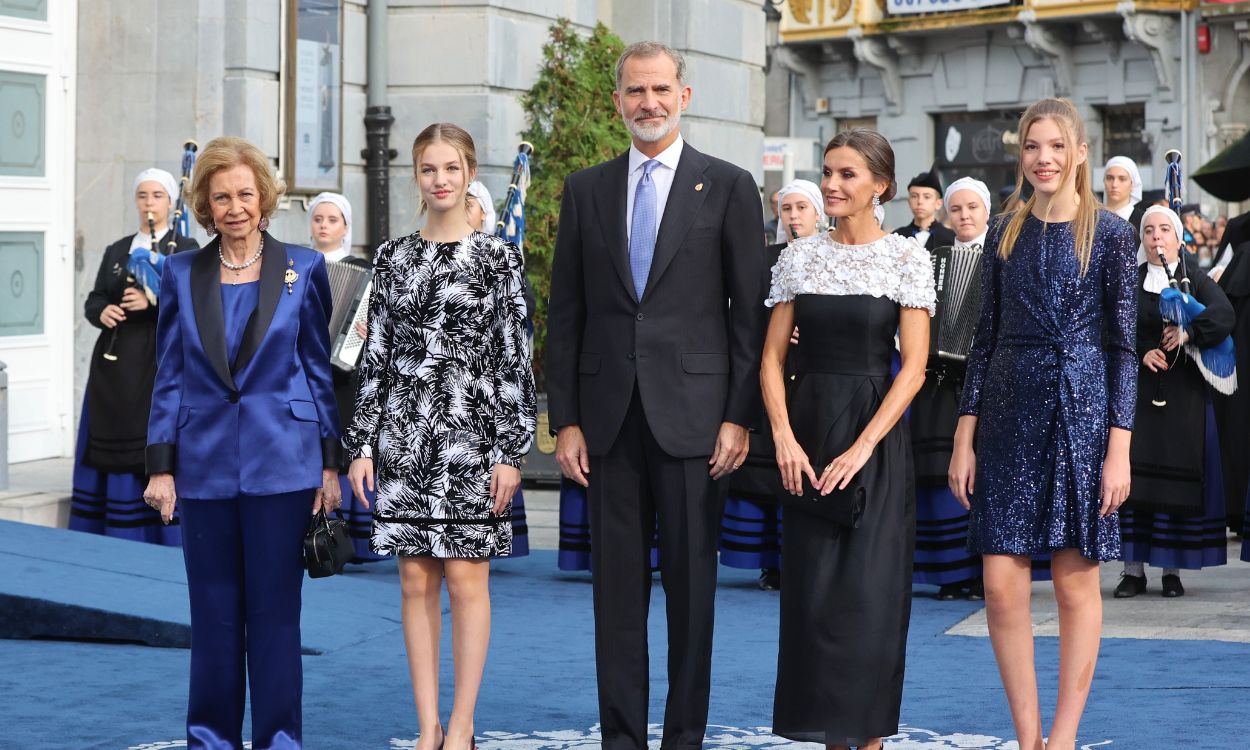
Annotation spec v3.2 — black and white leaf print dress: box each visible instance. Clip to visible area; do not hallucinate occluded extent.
[343,230,537,558]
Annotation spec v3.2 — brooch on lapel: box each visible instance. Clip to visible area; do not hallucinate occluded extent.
[284,259,299,295]
[695,183,704,192]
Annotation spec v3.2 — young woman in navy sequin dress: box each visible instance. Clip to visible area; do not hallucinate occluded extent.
[948,99,1138,750]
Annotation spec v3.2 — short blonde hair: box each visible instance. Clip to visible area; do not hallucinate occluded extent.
[188,136,286,229]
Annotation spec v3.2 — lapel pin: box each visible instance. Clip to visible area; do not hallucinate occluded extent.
[284,259,299,295]
[695,183,704,192]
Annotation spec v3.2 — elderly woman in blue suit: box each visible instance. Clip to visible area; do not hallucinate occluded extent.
[143,136,341,750]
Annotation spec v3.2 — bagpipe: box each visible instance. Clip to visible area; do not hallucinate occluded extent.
[169,140,198,253]
[1152,149,1237,400]
[496,142,534,336]
[496,142,533,249]
[102,141,197,362]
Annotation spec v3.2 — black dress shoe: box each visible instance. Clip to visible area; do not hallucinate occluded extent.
[966,577,985,600]
[1161,574,1185,597]
[759,568,781,591]
[1114,573,1147,598]
[937,583,964,601]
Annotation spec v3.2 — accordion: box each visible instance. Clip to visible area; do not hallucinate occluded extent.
[928,243,984,367]
[326,260,373,372]
[911,243,984,485]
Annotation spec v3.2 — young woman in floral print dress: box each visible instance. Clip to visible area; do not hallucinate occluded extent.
[344,123,536,750]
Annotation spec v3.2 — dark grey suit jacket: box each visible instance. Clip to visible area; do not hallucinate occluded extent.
[545,143,767,458]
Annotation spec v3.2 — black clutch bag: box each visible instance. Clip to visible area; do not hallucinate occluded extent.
[780,466,867,528]
[303,509,354,578]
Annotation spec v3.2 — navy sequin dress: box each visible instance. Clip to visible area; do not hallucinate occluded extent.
[959,210,1137,561]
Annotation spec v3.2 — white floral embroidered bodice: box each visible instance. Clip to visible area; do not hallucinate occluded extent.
[765,230,936,316]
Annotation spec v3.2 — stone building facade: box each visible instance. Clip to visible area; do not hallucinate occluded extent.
[0,0,76,463]
[769,0,1250,228]
[43,0,769,461]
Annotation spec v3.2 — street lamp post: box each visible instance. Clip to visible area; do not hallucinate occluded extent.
[763,0,783,73]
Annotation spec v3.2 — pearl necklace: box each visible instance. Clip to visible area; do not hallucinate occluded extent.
[219,234,265,271]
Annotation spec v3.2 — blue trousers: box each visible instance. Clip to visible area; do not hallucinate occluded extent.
[181,491,312,750]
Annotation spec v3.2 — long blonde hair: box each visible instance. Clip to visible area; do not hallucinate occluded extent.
[997,98,1100,275]
[411,122,479,215]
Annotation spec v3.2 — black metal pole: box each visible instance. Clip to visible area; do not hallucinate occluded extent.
[363,0,396,256]
[362,105,396,253]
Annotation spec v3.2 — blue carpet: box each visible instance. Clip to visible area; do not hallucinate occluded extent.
[1,521,1246,749]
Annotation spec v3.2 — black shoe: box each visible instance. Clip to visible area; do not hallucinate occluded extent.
[1114,573,1147,598]
[966,577,985,600]
[759,568,781,591]
[1161,574,1185,597]
[937,583,964,601]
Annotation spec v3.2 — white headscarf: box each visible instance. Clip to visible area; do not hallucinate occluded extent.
[466,181,497,234]
[1138,204,1184,265]
[1104,156,1144,205]
[133,168,179,223]
[943,177,992,211]
[307,192,353,253]
[776,179,824,240]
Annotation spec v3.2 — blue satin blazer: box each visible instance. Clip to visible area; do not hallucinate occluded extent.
[146,234,341,499]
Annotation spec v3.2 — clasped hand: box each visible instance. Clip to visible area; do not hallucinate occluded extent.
[775,433,871,497]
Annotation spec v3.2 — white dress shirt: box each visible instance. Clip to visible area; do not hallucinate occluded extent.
[1213,242,1234,275]
[954,231,987,251]
[1144,259,1180,294]
[625,135,684,245]
[130,226,168,253]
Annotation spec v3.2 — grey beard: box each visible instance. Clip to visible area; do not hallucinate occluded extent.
[625,111,680,143]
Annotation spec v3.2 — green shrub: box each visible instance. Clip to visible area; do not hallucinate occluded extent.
[521,18,630,389]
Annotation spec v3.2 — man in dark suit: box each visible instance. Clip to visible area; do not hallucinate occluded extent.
[895,164,956,252]
[546,40,766,749]
[1214,208,1250,282]
[1214,208,1250,532]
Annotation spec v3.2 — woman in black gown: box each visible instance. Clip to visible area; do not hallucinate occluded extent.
[764,129,935,749]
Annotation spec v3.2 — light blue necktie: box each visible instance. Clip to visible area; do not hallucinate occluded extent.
[629,159,661,301]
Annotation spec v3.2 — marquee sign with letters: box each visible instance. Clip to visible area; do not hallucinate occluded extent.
[887,0,1013,14]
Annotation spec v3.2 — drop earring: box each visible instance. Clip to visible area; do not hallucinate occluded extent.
[259,217,270,232]
[206,223,218,236]
[872,193,881,207]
